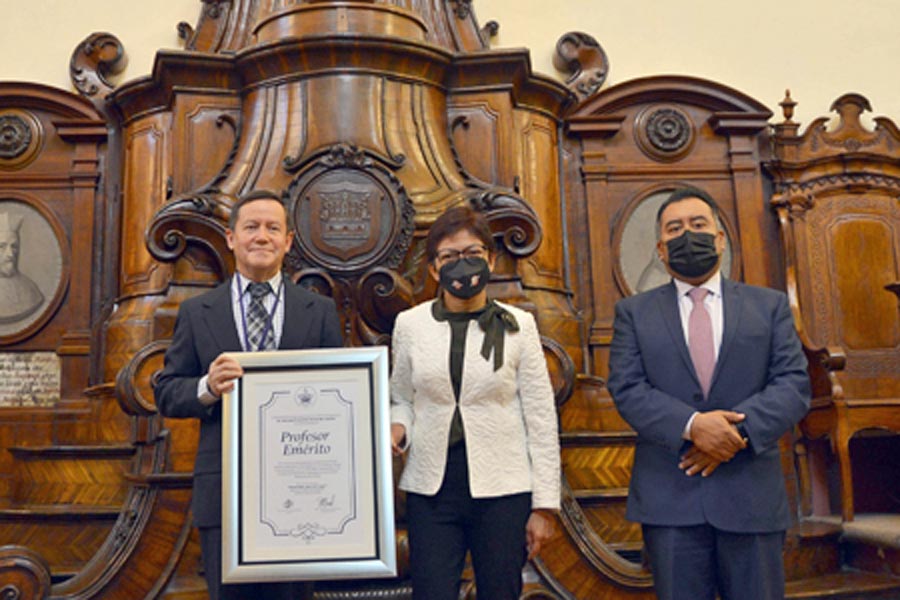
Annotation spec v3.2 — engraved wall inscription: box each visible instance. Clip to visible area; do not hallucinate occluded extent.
[0,352,60,406]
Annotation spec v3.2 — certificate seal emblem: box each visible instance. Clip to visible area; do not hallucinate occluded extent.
[295,386,317,407]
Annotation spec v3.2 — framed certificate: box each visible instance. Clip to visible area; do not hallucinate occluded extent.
[221,346,396,583]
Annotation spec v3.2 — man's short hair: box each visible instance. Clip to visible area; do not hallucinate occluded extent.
[228,189,292,230]
[655,186,720,235]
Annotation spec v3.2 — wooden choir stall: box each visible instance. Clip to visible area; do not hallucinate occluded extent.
[0,1,897,598]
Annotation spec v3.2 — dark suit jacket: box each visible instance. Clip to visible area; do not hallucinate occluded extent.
[607,278,810,533]
[154,277,343,527]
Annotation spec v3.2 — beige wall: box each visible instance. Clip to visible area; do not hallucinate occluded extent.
[1,0,898,125]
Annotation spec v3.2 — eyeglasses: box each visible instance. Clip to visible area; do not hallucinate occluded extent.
[435,244,488,264]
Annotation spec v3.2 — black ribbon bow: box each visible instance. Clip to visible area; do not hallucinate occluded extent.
[432,299,519,371]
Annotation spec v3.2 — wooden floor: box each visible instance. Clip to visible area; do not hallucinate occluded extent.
[786,513,900,600]
[786,571,900,599]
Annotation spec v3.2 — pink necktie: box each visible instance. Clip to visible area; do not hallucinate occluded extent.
[688,287,715,398]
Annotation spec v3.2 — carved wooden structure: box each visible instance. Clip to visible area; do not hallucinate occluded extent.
[0,1,898,599]
[768,93,900,522]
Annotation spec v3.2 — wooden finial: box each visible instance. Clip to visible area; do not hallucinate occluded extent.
[780,89,797,123]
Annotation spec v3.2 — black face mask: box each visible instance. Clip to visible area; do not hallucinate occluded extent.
[439,257,491,299]
[665,230,720,279]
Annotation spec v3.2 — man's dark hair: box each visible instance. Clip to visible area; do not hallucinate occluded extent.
[655,186,720,235]
[228,189,292,230]
[425,205,495,263]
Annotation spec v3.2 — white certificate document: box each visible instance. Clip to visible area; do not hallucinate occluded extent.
[241,368,376,562]
[221,347,395,583]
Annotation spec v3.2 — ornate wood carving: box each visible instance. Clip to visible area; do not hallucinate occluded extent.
[0,83,107,423]
[180,0,495,55]
[0,113,36,161]
[554,31,609,102]
[30,5,570,596]
[633,105,695,161]
[565,75,773,371]
[69,32,126,112]
[542,334,576,407]
[768,92,900,522]
[0,546,51,600]
[146,195,233,282]
[286,143,415,275]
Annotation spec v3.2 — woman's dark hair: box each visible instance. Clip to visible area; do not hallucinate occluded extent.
[425,205,495,262]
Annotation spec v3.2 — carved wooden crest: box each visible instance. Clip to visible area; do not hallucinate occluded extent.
[286,143,414,276]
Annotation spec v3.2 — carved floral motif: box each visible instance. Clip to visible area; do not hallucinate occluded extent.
[0,110,42,170]
[634,105,695,162]
[0,116,31,159]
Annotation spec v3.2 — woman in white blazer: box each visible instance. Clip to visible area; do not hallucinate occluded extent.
[390,206,561,600]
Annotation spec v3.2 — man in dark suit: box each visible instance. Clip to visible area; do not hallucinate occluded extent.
[154,190,342,600]
[607,187,810,600]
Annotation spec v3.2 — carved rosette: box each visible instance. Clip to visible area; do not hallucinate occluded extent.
[635,105,695,162]
[0,116,31,158]
[0,109,42,170]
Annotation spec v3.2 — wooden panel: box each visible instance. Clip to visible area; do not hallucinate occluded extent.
[831,217,899,350]
[562,446,634,490]
[770,93,900,522]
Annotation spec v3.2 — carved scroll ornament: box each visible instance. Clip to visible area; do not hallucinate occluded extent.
[554,31,609,102]
[145,193,234,280]
[0,546,51,600]
[69,32,126,108]
[466,188,543,259]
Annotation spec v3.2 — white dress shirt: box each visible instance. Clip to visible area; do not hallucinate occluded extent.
[197,272,286,402]
[673,271,724,439]
[673,270,724,358]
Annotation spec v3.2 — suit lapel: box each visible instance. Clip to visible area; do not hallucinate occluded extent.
[278,282,315,349]
[655,282,699,383]
[711,279,743,388]
[201,280,242,352]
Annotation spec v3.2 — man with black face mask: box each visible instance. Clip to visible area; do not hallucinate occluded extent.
[607,187,810,600]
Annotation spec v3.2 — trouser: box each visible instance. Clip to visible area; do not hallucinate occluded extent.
[198,526,304,600]
[406,442,532,600]
[642,523,786,600]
